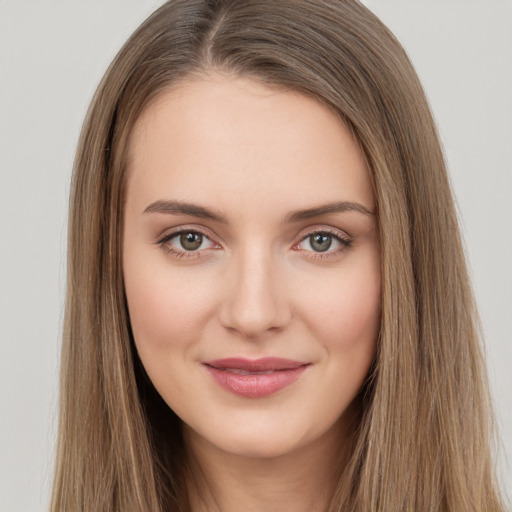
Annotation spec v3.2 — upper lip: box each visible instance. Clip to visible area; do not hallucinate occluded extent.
[203,358,308,372]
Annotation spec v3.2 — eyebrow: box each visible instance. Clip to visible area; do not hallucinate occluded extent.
[143,199,374,223]
[284,201,374,222]
[144,200,228,223]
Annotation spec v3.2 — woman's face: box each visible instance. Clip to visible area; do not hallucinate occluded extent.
[123,75,380,459]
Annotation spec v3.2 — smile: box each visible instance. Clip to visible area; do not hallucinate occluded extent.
[203,358,310,398]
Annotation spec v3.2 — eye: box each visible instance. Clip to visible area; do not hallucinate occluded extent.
[306,233,335,252]
[177,231,207,251]
[295,229,352,258]
[156,228,220,258]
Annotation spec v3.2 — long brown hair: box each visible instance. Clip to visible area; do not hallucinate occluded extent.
[51,1,505,510]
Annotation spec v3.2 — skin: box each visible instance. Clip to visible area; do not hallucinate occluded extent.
[123,74,381,512]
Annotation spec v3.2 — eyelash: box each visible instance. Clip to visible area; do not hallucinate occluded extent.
[155,227,352,261]
[294,228,352,260]
[156,227,217,260]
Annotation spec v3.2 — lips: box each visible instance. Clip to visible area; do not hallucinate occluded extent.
[203,358,309,398]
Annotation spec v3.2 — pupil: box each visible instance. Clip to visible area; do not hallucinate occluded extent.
[311,233,331,252]
[180,232,202,251]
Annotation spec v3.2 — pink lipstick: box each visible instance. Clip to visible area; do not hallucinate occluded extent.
[203,358,309,398]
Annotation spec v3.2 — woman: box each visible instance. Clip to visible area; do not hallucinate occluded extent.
[51,1,506,510]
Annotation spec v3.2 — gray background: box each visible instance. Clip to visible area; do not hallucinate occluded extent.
[0,1,510,510]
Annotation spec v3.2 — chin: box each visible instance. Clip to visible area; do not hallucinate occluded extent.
[213,434,303,460]
[186,416,335,461]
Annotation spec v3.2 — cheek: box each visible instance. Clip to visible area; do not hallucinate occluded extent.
[298,260,381,354]
[124,257,218,354]
[123,260,220,406]
[303,262,380,415]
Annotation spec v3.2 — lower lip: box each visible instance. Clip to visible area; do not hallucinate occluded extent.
[204,365,308,398]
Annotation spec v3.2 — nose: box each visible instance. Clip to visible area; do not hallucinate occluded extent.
[219,246,291,339]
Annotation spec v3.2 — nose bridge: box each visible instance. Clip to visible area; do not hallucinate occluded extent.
[220,241,289,338]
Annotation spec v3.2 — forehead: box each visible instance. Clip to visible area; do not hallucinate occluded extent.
[125,74,374,217]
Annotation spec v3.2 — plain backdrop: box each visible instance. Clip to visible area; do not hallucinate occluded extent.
[0,1,510,510]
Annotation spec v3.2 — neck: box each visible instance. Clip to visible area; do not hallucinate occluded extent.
[183,413,355,512]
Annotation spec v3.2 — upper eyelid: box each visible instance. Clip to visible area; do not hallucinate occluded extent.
[156,225,217,244]
[296,225,352,243]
